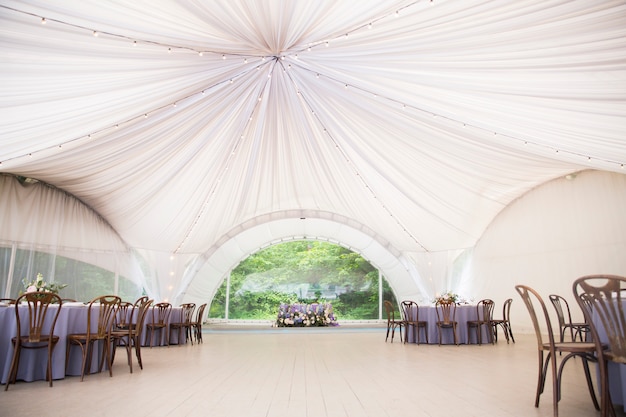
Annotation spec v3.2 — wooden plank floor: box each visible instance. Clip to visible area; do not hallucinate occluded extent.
[2,325,623,417]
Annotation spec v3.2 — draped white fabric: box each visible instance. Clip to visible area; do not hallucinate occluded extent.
[0,1,625,307]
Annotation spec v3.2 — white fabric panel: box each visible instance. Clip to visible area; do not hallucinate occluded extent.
[0,1,624,305]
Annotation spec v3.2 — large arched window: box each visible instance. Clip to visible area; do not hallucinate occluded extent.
[208,240,398,322]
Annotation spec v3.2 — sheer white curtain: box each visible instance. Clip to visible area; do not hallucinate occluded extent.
[0,174,144,301]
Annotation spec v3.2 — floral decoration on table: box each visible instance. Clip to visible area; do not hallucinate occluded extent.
[433,291,459,304]
[21,273,67,294]
[275,302,338,327]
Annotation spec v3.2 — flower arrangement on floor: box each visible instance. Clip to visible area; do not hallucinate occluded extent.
[433,291,459,304]
[276,302,338,327]
[21,273,67,294]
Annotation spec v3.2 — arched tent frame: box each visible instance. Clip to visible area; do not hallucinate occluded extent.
[179,211,429,310]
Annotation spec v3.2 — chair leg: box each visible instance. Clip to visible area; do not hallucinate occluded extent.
[5,342,21,391]
[534,350,545,407]
[508,323,515,343]
[135,337,143,370]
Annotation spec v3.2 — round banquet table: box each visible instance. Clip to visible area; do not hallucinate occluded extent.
[0,302,104,384]
[0,303,185,385]
[405,304,493,344]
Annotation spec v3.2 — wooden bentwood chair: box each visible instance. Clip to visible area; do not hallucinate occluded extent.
[383,300,404,343]
[111,298,153,373]
[169,303,195,345]
[401,300,428,344]
[549,294,590,342]
[190,303,207,344]
[5,292,62,390]
[435,299,458,345]
[573,274,626,417]
[466,298,494,345]
[146,302,172,347]
[515,285,599,417]
[491,298,515,343]
[66,295,121,381]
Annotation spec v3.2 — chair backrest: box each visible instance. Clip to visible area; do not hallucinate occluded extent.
[115,301,134,328]
[133,296,149,308]
[152,302,172,325]
[383,300,400,322]
[14,292,62,343]
[435,299,456,324]
[180,303,196,324]
[134,299,153,337]
[502,298,513,321]
[0,298,16,304]
[86,295,121,338]
[515,285,556,351]
[401,300,418,322]
[573,275,626,364]
[548,294,574,327]
[476,299,495,321]
[194,303,207,324]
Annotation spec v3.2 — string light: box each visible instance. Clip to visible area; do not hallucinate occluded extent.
[1,3,621,177]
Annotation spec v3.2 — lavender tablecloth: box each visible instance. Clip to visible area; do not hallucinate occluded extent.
[405,304,493,344]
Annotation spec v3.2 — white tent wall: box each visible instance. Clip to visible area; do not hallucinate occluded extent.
[471,169,626,333]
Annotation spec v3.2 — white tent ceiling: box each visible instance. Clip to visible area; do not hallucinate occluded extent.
[1,1,625,299]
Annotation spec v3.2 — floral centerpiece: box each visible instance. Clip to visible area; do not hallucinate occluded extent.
[276,302,338,327]
[433,291,459,304]
[21,273,67,294]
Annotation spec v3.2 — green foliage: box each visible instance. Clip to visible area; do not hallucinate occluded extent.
[208,240,398,321]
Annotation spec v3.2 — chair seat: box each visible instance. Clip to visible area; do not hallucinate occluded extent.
[550,342,599,355]
[13,335,60,345]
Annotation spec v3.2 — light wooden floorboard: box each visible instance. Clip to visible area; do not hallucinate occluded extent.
[2,326,623,417]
